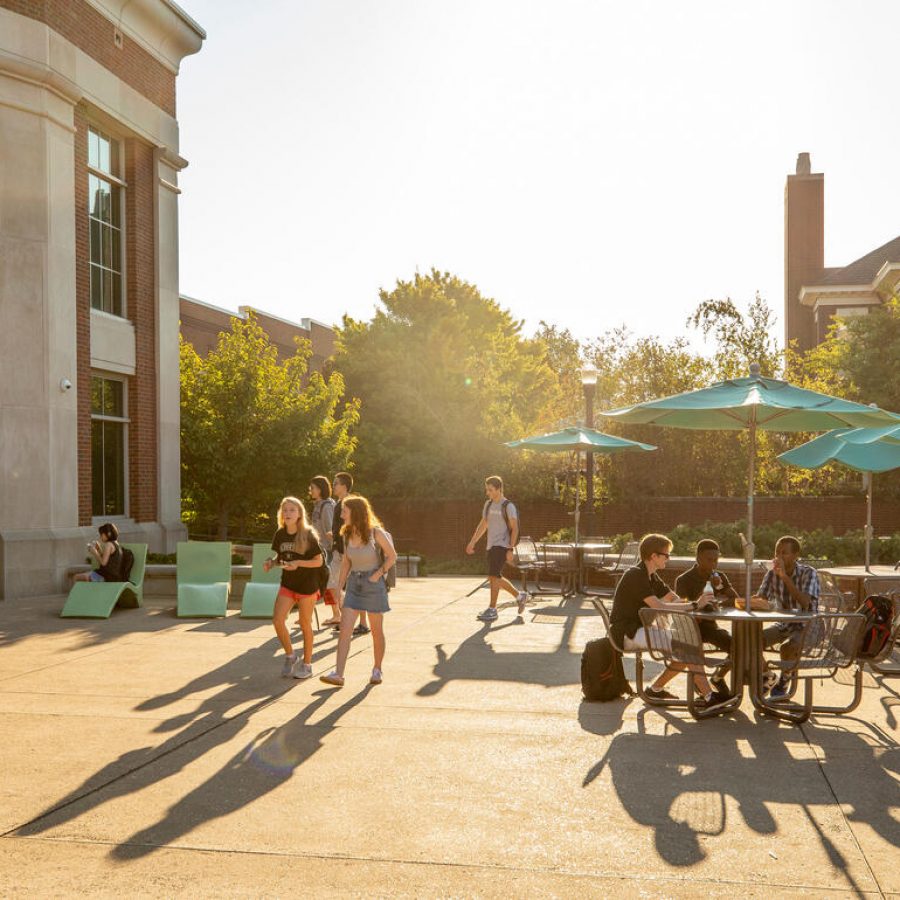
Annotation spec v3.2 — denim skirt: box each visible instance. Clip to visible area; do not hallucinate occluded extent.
[343,568,390,613]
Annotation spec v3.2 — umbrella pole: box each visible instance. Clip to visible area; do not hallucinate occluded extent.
[744,418,757,602]
[574,451,581,544]
[865,472,873,573]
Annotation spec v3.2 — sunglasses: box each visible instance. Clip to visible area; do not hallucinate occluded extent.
[656,551,671,559]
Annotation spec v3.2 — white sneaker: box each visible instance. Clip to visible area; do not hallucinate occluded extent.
[291,660,313,680]
[476,607,498,621]
[280,653,297,677]
[516,591,528,614]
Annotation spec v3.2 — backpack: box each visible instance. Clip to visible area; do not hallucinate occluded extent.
[373,527,397,590]
[118,546,135,583]
[483,498,519,546]
[581,637,632,702]
[856,595,894,659]
[316,555,331,598]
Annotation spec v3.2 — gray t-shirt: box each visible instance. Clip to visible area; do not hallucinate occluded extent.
[485,500,518,549]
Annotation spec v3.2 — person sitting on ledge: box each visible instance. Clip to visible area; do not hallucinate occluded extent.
[675,539,736,695]
[610,533,730,709]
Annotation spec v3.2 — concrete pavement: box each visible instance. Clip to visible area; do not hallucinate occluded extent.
[1,579,898,898]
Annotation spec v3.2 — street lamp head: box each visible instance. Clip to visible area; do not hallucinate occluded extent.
[581,368,598,388]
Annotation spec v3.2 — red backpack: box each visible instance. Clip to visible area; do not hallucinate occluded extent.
[856,595,894,658]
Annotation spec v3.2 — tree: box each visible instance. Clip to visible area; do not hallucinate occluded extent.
[687,293,782,379]
[784,295,900,498]
[181,314,358,538]
[333,270,562,498]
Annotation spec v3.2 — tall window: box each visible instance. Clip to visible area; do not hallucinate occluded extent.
[88,127,124,317]
[91,375,128,517]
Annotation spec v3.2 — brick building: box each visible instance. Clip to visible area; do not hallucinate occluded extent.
[0,0,204,598]
[180,295,335,372]
[784,152,900,351]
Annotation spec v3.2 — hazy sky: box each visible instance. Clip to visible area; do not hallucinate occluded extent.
[176,1,900,352]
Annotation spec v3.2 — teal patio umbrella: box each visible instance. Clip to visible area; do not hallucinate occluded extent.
[505,426,657,542]
[778,427,900,571]
[600,364,899,599]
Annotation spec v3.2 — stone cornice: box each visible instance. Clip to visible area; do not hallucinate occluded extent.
[84,0,205,73]
[0,47,83,105]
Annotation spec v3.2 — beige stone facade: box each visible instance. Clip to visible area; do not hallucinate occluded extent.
[0,0,204,598]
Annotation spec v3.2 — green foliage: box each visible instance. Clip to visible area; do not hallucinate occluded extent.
[785,295,900,499]
[333,269,562,498]
[687,294,782,379]
[604,520,900,566]
[180,314,358,539]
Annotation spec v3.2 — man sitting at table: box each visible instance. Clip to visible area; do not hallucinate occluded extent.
[758,535,820,701]
[610,533,730,707]
[675,539,737,695]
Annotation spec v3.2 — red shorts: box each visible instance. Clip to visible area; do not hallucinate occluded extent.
[277,586,318,603]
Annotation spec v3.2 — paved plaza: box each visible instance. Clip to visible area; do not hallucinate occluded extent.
[1,578,898,898]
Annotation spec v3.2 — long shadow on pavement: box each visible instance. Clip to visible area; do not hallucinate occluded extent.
[12,641,320,837]
[582,705,899,895]
[107,686,372,860]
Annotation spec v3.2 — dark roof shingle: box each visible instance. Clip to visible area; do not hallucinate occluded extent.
[819,235,900,286]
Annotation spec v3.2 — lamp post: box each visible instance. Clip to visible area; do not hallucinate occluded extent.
[581,368,598,537]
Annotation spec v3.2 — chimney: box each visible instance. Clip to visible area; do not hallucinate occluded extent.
[784,153,824,352]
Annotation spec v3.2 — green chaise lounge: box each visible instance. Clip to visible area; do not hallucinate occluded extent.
[240,544,282,618]
[60,543,148,619]
[176,541,232,617]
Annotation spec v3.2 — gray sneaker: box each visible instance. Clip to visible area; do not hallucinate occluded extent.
[476,607,498,621]
[281,654,297,677]
[291,660,313,680]
[516,592,528,614]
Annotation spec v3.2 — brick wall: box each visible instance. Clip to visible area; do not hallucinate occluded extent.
[180,298,334,372]
[371,496,900,559]
[74,106,92,525]
[1,0,177,115]
[125,138,158,522]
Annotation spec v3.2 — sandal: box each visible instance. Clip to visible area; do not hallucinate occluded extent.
[321,618,341,626]
[319,671,344,687]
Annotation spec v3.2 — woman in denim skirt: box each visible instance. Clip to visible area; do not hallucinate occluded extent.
[320,495,396,687]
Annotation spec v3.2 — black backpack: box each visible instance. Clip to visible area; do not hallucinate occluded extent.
[856,595,894,658]
[581,637,632,702]
[483,498,519,545]
[316,553,331,597]
[118,546,135,583]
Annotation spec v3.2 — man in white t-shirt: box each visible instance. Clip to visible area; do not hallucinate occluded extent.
[465,475,529,621]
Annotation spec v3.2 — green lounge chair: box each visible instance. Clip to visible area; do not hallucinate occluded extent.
[240,544,281,618]
[176,541,232,617]
[60,543,148,618]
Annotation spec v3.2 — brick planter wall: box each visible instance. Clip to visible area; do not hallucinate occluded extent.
[369,496,899,561]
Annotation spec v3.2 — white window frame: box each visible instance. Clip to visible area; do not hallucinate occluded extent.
[87,125,128,319]
[90,372,130,521]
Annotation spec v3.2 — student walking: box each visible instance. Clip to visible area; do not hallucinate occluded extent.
[320,495,397,687]
[308,475,337,626]
[264,496,324,680]
[329,472,370,636]
[465,476,528,621]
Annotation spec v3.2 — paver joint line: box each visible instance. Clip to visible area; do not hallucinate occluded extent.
[800,719,886,900]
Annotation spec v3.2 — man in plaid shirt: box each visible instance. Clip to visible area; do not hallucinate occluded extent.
[758,535,820,701]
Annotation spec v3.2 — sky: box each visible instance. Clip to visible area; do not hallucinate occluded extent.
[175,0,900,354]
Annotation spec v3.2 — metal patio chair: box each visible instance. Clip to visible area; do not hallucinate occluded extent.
[638,607,734,719]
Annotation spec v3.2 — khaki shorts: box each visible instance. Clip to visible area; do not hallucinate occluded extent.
[624,626,673,654]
